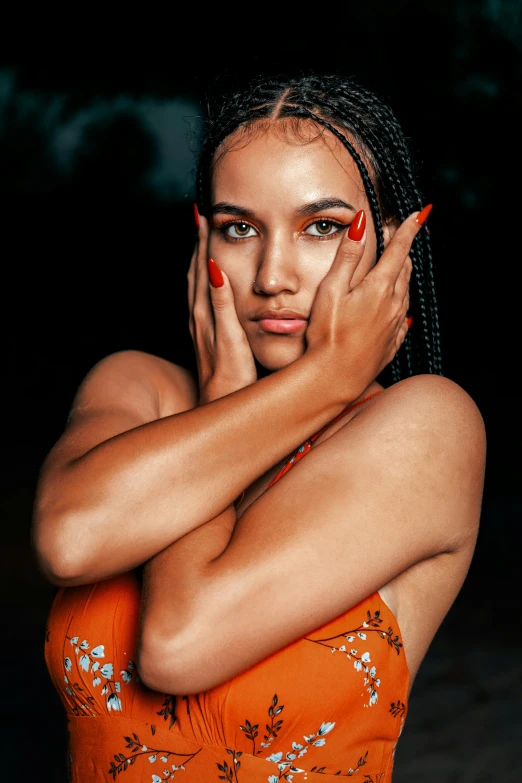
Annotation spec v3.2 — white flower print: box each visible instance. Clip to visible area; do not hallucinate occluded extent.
[304,607,404,707]
[63,633,134,715]
[100,663,113,679]
[265,719,336,776]
[107,693,122,712]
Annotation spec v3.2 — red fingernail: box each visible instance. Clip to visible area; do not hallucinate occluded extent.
[348,209,366,241]
[407,316,413,329]
[207,258,224,288]
[416,204,433,226]
[193,203,200,229]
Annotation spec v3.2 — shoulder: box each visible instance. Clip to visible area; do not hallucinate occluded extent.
[332,374,486,549]
[73,349,198,419]
[355,374,485,458]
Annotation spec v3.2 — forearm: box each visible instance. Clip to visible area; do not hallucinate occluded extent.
[137,503,237,684]
[35,350,353,584]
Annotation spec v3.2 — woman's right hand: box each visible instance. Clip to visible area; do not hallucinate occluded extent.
[304,208,429,388]
[187,208,258,405]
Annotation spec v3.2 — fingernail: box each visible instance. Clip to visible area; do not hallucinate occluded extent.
[416,204,433,226]
[193,203,200,229]
[348,210,366,241]
[407,316,413,329]
[208,258,224,288]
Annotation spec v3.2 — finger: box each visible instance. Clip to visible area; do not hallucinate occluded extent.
[207,264,249,350]
[187,243,198,321]
[396,314,411,353]
[402,291,410,320]
[370,204,432,287]
[322,209,367,293]
[187,204,203,313]
[192,215,214,325]
[394,254,412,298]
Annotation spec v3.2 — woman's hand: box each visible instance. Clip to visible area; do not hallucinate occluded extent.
[187,210,258,405]
[305,208,427,389]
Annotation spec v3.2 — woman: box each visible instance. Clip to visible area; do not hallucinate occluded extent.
[33,73,486,781]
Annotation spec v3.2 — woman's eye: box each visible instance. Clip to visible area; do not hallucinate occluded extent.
[224,222,257,238]
[305,220,344,237]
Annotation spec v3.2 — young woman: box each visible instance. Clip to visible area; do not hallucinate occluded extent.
[33,73,486,782]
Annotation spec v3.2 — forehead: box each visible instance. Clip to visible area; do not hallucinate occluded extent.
[211,119,368,203]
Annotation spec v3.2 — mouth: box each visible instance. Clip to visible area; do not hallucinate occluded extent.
[256,318,308,334]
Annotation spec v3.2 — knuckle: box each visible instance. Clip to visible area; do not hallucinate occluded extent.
[192,304,206,321]
[211,295,229,312]
[377,278,392,297]
[394,234,411,255]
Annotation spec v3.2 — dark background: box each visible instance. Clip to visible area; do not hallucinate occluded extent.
[3,3,521,780]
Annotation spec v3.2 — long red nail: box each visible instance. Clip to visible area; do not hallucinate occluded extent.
[207,258,224,288]
[348,210,366,241]
[416,204,433,226]
[407,316,413,329]
[193,203,200,229]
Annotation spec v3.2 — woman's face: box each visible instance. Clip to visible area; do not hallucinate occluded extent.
[207,120,382,372]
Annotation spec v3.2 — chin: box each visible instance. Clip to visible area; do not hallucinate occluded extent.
[253,341,306,373]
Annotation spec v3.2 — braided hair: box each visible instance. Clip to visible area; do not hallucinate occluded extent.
[195,73,442,382]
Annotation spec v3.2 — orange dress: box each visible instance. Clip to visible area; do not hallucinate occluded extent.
[45,392,409,782]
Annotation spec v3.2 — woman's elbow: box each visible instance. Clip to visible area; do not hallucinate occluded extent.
[31,507,94,586]
[136,629,211,696]
[136,636,188,696]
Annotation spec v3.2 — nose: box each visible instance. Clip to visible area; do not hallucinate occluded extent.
[252,234,299,295]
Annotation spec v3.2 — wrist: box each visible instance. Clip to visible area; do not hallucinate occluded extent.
[298,348,366,414]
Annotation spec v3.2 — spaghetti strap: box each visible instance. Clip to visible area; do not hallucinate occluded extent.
[267,389,383,488]
[308,389,384,444]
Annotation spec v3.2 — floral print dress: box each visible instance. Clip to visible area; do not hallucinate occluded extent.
[45,391,409,782]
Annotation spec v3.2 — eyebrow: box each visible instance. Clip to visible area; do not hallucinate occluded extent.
[211,198,356,218]
[297,198,357,216]
[211,202,256,217]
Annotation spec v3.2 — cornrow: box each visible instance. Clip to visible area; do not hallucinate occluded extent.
[195,73,443,381]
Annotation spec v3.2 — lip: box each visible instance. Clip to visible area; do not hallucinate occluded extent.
[253,309,309,320]
[258,318,307,334]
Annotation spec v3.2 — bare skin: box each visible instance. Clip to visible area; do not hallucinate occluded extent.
[32,121,486,702]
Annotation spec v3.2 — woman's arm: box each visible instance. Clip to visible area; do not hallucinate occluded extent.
[32,347,350,586]
[32,210,420,587]
[136,374,486,695]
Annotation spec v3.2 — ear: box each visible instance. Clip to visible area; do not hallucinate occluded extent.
[382,217,400,248]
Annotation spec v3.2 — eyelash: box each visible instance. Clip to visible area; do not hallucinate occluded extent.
[218,218,348,241]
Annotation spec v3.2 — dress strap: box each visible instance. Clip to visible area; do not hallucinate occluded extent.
[308,389,384,444]
[267,390,383,489]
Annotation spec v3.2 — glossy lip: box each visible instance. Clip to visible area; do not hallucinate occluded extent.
[252,308,309,320]
[258,318,307,334]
